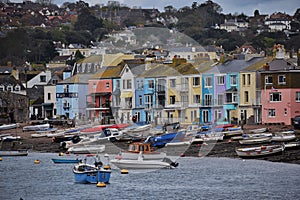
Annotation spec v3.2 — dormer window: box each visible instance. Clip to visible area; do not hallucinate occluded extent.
[7,85,13,91]
[15,85,20,91]
[40,75,46,82]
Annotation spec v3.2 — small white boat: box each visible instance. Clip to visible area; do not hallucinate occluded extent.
[67,144,105,154]
[239,136,272,145]
[31,128,58,138]
[284,141,300,149]
[236,144,284,158]
[110,152,178,170]
[23,123,50,131]
[250,128,268,133]
[0,135,22,141]
[272,132,296,142]
[0,150,28,157]
[0,123,19,131]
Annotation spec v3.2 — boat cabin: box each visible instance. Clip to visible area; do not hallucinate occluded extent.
[128,143,152,153]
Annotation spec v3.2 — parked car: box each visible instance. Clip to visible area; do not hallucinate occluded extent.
[293,115,300,129]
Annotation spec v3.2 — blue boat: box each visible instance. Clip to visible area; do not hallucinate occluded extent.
[51,158,81,164]
[73,163,111,184]
[145,130,187,147]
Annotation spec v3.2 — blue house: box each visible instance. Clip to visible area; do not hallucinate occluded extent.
[56,73,91,119]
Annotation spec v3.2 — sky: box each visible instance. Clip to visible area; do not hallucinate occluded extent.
[52,0,298,16]
[9,0,299,16]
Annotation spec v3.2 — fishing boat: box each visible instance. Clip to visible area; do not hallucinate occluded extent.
[144,129,187,147]
[0,123,19,131]
[0,149,28,157]
[23,123,50,131]
[250,128,268,133]
[52,158,82,164]
[110,151,178,170]
[235,144,284,158]
[272,131,296,142]
[239,136,272,145]
[67,144,105,154]
[223,127,243,137]
[118,142,166,160]
[73,163,111,184]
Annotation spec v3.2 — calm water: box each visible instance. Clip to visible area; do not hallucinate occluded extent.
[0,152,299,200]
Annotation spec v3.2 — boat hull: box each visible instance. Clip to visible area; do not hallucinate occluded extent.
[52,158,81,164]
[236,145,284,158]
[110,159,174,169]
[0,150,28,157]
[73,164,111,184]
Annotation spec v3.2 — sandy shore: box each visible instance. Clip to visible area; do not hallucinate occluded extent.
[1,124,299,164]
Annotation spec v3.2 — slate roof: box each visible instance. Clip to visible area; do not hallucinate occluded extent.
[139,62,199,78]
[204,57,265,74]
[0,73,25,89]
[58,73,92,84]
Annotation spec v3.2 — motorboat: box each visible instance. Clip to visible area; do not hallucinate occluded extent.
[110,151,178,170]
[0,149,28,157]
[23,123,50,131]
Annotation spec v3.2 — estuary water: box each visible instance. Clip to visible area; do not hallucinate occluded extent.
[0,152,299,200]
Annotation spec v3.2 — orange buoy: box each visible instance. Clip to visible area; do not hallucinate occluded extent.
[228,139,232,143]
[34,159,40,164]
[121,169,129,174]
[97,182,106,187]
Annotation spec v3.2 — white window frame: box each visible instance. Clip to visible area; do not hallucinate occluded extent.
[193,95,200,104]
[270,92,282,102]
[265,75,273,85]
[217,76,224,85]
[205,77,212,88]
[268,109,276,117]
[278,75,286,85]
[296,91,300,102]
[230,75,237,85]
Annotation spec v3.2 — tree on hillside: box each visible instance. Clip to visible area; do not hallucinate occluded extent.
[74,8,103,34]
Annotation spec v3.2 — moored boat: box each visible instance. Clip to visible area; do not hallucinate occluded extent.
[110,151,178,170]
[235,144,284,158]
[52,158,81,164]
[67,144,105,154]
[239,136,272,145]
[0,149,28,157]
[73,163,111,184]
[271,132,296,142]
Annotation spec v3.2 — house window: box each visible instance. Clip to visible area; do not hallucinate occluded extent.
[244,91,249,103]
[170,95,176,104]
[202,110,209,123]
[217,94,223,105]
[230,75,237,85]
[247,74,251,85]
[145,95,153,109]
[278,75,286,85]
[0,85,4,91]
[226,93,237,103]
[148,80,154,89]
[40,75,46,82]
[268,109,276,117]
[204,94,212,106]
[193,77,200,86]
[265,75,273,84]
[7,85,13,91]
[116,80,120,89]
[123,79,132,89]
[137,80,143,89]
[158,79,165,92]
[64,85,69,93]
[205,77,212,87]
[296,92,300,102]
[106,82,110,89]
[48,93,51,100]
[181,95,188,107]
[270,92,281,102]
[15,85,20,91]
[214,109,222,121]
[93,83,96,90]
[170,79,176,88]
[139,95,142,106]
[242,74,246,85]
[217,76,224,85]
[193,95,200,103]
